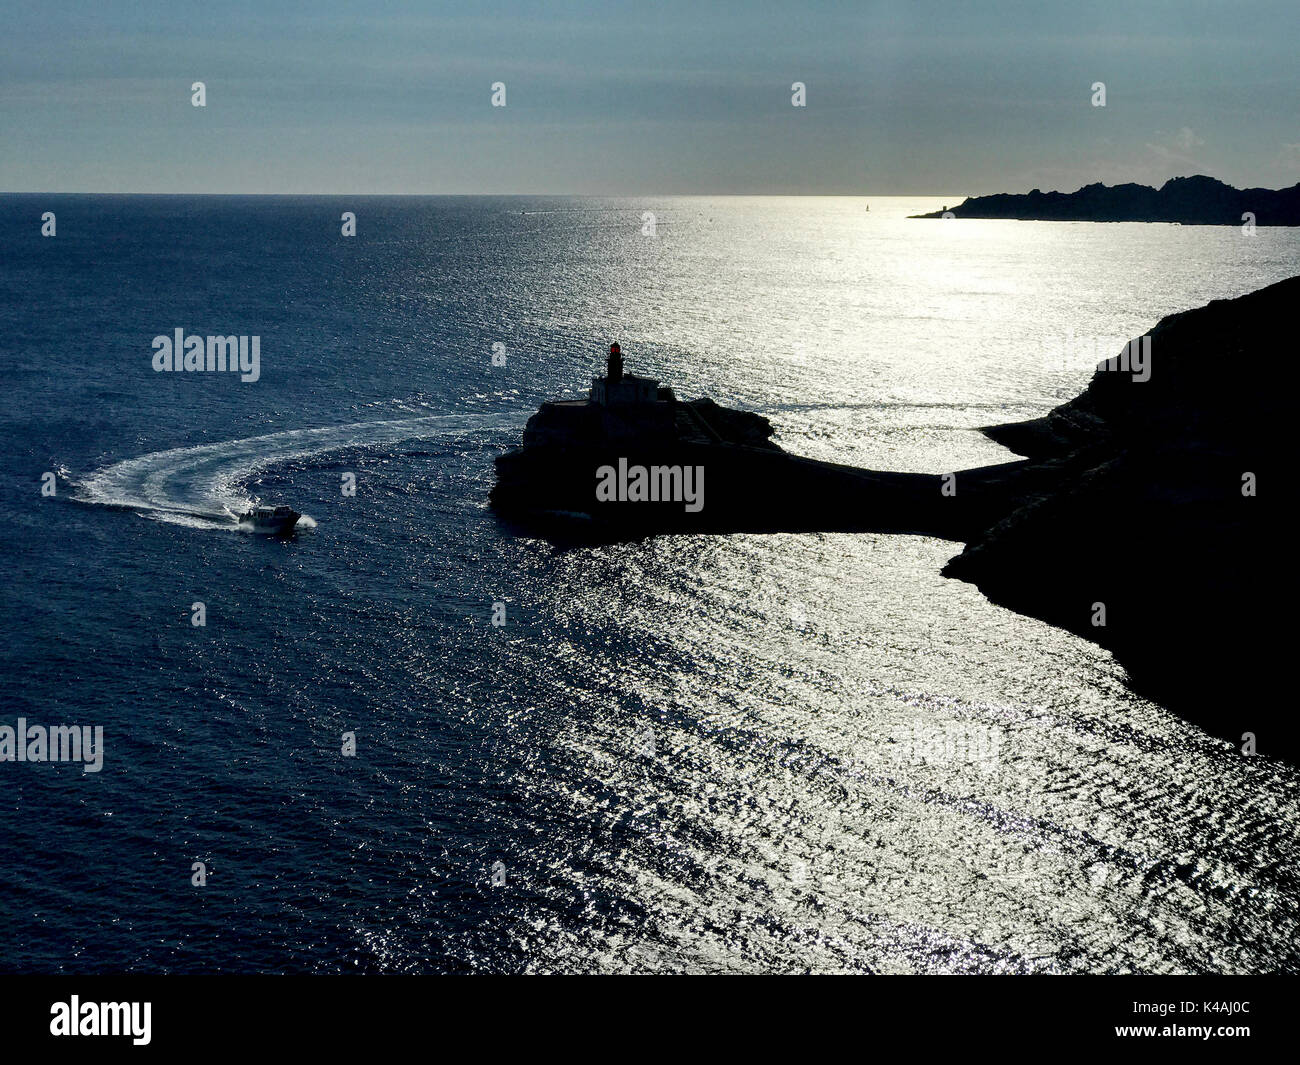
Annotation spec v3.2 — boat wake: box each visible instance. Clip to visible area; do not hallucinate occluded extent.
[73,411,522,529]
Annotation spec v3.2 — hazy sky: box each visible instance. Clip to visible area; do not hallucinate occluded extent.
[3,0,1297,195]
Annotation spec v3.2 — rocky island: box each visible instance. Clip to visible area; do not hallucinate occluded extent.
[912,174,1300,226]
[494,281,1288,758]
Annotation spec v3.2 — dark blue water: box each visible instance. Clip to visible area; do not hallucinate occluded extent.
[4,195,1298,973]
[1,194,641,972]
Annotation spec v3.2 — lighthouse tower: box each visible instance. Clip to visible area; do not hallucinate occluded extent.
[590,342,662,405]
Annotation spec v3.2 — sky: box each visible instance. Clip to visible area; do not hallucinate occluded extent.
[2,0,1297,195]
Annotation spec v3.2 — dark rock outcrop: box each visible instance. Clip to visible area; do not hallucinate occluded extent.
[494,397,966,538]
[944,277,1288,757]
[913,175,1300,226]
[493,395,1066,541]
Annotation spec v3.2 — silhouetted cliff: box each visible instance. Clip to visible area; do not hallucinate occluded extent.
[944,277,1288,756]
[913,175,1300,225]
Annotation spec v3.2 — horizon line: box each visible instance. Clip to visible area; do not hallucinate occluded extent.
[0,190,963,198]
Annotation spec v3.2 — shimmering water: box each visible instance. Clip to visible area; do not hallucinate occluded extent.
[1,194,1297,973]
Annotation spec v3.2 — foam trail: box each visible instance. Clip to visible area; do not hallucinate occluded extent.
[75,411,522,524]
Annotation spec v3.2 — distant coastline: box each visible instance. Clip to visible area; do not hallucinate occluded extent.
[912,175,1300,226]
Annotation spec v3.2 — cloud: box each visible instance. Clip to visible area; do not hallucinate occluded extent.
[1142,127,1207,172]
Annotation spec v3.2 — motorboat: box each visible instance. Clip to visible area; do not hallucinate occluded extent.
[237,504,301,536]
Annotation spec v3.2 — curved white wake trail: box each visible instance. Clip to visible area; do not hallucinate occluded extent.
[75,411,522,522]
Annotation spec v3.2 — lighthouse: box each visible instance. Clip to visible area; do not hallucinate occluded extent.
[589,342,665,405]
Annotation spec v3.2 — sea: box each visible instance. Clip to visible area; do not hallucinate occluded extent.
[1,194,1297,973]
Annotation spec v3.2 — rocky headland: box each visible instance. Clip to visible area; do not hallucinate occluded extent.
[493,280,1288,757]
[945,278,1286,757]
[912,175,1300,226]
